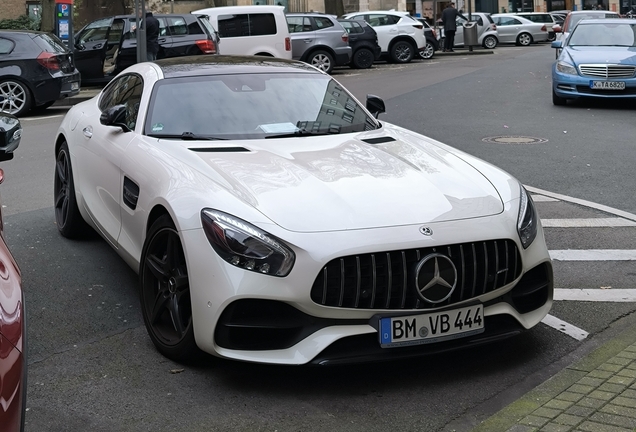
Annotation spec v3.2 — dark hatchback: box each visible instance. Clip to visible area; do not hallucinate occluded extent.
[0,30,80,117]
[337,19,381,68]
[74,13,219,85]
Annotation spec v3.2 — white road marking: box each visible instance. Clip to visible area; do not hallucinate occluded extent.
[525,185,636,222]
[531,195,559,202]
[542,218,636,228]
[541,314,589,340]
[550,249,636,261]
[554,289,636,302]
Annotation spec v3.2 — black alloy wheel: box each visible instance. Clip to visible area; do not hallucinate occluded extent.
[54,141,89,238]
[351,47,375,69]
[140,215,198,361]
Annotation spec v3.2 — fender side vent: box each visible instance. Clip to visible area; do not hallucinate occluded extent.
[189,147,250,152]
[123,177,139,210]
[361,137,396,144]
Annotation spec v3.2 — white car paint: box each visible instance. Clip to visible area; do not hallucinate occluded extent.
[55,59,553,365]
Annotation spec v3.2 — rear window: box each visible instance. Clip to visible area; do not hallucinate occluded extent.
[217,13,277,37]
[314,17,334,29]
[339,20,364,34]
[34,33,69,53]
[0,37,15,55]
[198,16,218,37]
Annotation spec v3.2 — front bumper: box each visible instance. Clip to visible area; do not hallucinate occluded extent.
[553,68,636,100]
[182,211,553,365]
[334,47,353,66]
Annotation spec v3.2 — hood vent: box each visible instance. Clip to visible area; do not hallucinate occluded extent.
[361,137,396,145]
[189,147,250,153]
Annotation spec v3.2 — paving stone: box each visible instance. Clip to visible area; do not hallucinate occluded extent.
[521,415,551,428]
[554,413,584,427]
[598,383,627,393]
[507,424,538,432]
[558,392,585,403]
[606,376,634,387]
[616,369,636,379]
[534,407,563,419]
[619,388,636,398]
[600,402,636,418]
[598,364,623,373]
[565,405,595,418]
[569,384,595,395]
[588,390,616,402]
[578,377,606,388]
[588,370,614,380]
[545,399,574,411]
[616,351,636,360]
[540,422,574,432]
[606,357,632,367]
[590,412,636,429]
[576,397,606,410]
[610,396,636,409]
[577,420,633,432]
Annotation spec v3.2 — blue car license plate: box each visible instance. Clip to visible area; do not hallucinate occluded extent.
[379,304,484,348]
[590,81,625,90]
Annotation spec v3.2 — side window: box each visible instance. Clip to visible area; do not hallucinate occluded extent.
[167,17,188,36]
[386,15,400,25]
[158,18,168,36]
[287,16,310,33]
[0,38,14,55]
[367,14,390,26]
[108,19,125,43]
[248,13,277,36]
[314,17,334,29]
[187,17,204,35]
[511,18,522,24]
[78,18,113,43]
[218,13,276,37]
[98,74,144,130]
[350,21,365,34]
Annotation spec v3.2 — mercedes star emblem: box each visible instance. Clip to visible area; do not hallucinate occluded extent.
[419,226,433,236]
[415,253,457,303]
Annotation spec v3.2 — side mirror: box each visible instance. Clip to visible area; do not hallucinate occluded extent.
[551,40,563,49]
[0,113,21,162]
[100,104,131,132]
[366,94,385,118]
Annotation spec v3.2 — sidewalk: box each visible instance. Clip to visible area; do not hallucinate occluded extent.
[473,318,636,432]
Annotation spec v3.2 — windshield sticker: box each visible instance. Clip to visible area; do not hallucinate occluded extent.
[152,123,164,132]
[258,123,298,134]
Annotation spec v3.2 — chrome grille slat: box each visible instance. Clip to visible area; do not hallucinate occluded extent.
[311,239,522,310]
[579,64,636,79]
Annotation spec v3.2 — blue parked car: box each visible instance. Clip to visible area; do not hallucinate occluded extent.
[551,18,636,105]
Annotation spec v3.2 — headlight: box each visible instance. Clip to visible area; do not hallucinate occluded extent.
[201,209,295,276]
[556,60,577,75]
[517,186,538,249]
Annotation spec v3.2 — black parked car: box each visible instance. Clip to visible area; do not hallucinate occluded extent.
[0,30,80,116]
[337,19,381,68]
[74,13,219,85]
[417,19,439,59]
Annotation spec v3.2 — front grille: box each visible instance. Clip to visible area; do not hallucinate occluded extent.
[310,239,522,310]
[578,64,636,78]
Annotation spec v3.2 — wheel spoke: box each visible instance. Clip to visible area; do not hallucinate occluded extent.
[168,294,185,338]
[56,158,68,184]
[146,253,168,281]
[150,289,170,325]
[173,272,189,291]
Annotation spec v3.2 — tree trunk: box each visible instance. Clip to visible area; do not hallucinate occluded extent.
[40,0,55,33]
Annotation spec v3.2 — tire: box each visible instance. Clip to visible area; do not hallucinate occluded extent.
[0,79,32,117]
[307,50,334,74]
[351,47,375,69]
[483,35,498,49]
[548,31,556,42]
[419,42,435,59]
[390,40,414,63]
[516,33,533,46]
[54,141,90,238]
[140,214,198,362]
[552,88,567,106]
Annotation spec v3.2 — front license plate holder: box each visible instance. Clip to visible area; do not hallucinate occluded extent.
[589,80,625,90]
[378,304,484,348]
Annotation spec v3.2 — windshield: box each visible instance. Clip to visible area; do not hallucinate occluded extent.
[145,73,379,139]
[568,22,636,46]
[569,13,619,30]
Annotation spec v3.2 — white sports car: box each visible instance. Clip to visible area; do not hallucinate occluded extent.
[54,56,553,365]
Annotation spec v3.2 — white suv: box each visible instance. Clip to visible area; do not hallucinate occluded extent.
[341,11,426,63]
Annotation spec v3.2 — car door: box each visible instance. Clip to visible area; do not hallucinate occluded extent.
[362,14,398,52]
[287,16,316,60]
[74,17,113,81]
[492,17,521,43]
[73,74,143,245]
[165,16,195,58]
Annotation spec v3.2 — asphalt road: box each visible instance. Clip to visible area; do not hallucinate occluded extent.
[4,44,636,432]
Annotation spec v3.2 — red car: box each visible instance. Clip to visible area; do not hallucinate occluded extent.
[0,112,25,432]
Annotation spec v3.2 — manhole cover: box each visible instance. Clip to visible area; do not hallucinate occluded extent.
[482,136,549,144]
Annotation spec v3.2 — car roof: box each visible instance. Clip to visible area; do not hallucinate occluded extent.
[567,10,619,15]
[155,55,320,79]
[575,18,633,24]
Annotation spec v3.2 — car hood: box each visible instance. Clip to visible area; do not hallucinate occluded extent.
[184,126,504,232]
[564,46,636,65]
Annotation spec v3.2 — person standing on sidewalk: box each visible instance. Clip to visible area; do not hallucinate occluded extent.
[441,2,467,52]
[145,11,160,61]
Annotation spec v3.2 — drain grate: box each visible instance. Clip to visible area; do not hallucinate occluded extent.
[482,136,549,144]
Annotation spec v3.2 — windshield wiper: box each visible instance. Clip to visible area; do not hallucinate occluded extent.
[265,128,336,139]
[147,132,228,141]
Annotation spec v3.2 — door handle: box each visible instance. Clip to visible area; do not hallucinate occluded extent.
[158,38,167,43]
[303,39,312,43]
[83,126,93,138]
[93,43,103,49]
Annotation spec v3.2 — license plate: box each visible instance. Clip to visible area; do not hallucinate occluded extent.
[71,82,79,91]
[590,81,625,90]
[379,305,484,348]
